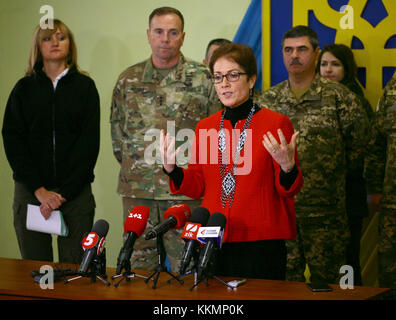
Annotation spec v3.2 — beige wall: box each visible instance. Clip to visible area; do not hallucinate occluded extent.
[0,0,250,266]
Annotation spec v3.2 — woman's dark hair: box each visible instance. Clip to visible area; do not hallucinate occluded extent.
[316,44,361,92]
[209,43,257,79]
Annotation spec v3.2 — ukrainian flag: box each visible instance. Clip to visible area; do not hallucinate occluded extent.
[234,0,396,288]
[233,0,263,91]
[234,0,396,103]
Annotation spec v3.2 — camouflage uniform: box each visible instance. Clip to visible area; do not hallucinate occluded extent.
[364,76,396,292]
[258,74,369,284]
[110,54,220,272]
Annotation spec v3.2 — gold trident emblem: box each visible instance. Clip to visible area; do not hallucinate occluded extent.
[293,0,396,109]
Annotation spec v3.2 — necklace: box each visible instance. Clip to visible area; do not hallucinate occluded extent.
[218,103,255,208]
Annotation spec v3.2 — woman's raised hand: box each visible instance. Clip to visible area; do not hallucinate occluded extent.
[262,129,299,173]
[160,129,180,173]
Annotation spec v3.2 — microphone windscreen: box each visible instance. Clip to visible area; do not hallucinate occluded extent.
[163,203,191,229]
[124,205,150,236]
[189,207,210,225]
[91,219,109,237]
[207,212,226,229]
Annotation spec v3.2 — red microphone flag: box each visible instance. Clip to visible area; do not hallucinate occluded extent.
[163,203,191,229]
[124,205,150,236]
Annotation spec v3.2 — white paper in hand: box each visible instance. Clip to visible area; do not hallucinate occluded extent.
[26,204,69,236]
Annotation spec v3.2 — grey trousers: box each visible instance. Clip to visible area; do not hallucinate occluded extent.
[12,182,95,264]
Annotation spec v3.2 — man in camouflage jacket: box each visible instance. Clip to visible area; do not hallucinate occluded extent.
[110,7,219,272]
[365,76,396,294]
[258,26,369,285]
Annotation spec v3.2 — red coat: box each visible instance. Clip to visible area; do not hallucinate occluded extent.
[169,108,303,242]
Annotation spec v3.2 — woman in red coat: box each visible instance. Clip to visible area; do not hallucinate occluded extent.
[161,43,303,280]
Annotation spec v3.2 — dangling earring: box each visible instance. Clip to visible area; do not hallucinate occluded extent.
[249,88,253,100]
[218,97,225,109]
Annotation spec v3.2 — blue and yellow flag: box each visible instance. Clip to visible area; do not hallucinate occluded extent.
[234,0,396,108]
[233,0,263,90]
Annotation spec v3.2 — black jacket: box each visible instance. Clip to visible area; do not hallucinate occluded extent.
[343,79,373,218]
[2,63,100,201]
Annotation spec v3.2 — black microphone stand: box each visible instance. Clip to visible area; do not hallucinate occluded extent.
[111,259,148,288]
[189,273,234,291]
[145,234,184,289]
[170,267,198,285]
[189,248,234,291]
[64,249,110,286]
[168,246,200,286]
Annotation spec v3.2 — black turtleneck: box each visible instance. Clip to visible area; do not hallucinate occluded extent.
[165,99,298,189]
[223,98,259,128]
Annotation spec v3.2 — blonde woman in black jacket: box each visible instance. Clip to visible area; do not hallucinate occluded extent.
[2,19,100,264]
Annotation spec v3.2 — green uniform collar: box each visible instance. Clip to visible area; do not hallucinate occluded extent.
[142,53,187,84]
[279,74,325,103]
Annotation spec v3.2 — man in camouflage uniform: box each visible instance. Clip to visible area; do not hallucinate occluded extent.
[364,76,396,296]
[258,26,369,285]
[110,7,219,272]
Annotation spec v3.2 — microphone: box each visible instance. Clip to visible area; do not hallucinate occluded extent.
[197,212,226,279]
[145,203,191,240]
[78,219,109,275]
[116,206,150,275]
[179,207,210,275]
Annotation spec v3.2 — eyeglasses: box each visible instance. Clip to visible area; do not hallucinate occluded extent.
[213,71,247,84]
